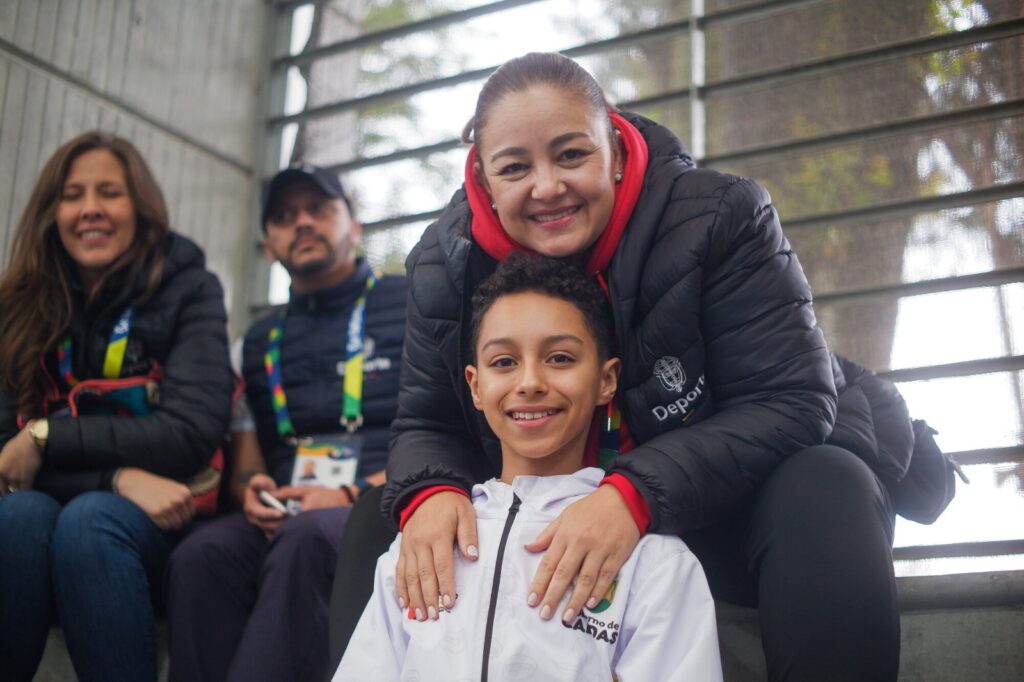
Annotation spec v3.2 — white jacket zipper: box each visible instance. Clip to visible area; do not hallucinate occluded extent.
[481,493,521,681]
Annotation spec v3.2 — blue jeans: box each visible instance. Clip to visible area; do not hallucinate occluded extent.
[0,490,177,682]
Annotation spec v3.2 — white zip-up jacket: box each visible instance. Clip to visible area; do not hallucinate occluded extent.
[335,468,722,681]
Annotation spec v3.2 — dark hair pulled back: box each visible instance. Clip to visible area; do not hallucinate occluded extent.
[462,52,616,148]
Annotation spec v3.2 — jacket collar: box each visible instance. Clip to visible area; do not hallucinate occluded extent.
[286,258,373,315]
[71,232,203,324]
[472,468,604,520]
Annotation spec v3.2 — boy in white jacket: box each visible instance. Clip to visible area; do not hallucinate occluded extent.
[335,255,722,681]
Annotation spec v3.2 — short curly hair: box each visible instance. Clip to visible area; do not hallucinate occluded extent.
[469,253,616,363]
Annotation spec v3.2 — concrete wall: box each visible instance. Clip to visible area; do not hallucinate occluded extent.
[0,0,270,333]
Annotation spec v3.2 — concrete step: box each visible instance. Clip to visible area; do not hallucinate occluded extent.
[719,570,1024,681]
[34,623,168,682]
[35,571,1024,681]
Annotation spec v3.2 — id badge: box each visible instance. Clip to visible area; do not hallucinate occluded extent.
[289,433,362,490]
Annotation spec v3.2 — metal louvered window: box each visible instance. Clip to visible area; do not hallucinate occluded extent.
[259,0,1024,576]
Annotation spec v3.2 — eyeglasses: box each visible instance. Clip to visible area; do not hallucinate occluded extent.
[266,200,339,228]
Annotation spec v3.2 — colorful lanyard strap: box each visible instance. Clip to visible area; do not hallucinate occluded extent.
[599,403,622,470]
[265,274,377,441]
[57,307,134,387]
[593,272,623,470]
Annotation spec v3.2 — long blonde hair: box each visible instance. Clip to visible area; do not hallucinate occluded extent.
[0,131,170,415]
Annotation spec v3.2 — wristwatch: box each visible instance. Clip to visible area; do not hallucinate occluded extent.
[28,418,49,451]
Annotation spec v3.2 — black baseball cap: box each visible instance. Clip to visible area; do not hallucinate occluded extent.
[261,163,352,227]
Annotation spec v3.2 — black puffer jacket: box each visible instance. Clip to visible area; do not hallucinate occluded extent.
[384,113,842,534]
[828,354,914,489]
[0,233,234,502]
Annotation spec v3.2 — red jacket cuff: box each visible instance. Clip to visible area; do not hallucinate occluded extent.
[398,485,470,531]
[600,473,651,535]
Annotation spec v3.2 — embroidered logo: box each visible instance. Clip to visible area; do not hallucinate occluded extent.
[563,613,620,645]
[561,579,622,644]
[651,374,706,423]
[653,356,686,393]
[587,580,617,615]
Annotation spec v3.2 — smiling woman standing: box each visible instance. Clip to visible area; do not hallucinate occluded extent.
[326,52,905,682]
[0,132,233,682]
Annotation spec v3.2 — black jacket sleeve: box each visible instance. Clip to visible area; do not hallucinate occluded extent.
[607,178,838,533]
[42,270,233,481]
[33,467,115,503]
[827,353,913,485]
[382,233,487,524]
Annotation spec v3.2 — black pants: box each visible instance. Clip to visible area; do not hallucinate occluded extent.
[325,444,899,682]
[168,508,351,682]
[325,484,395,679]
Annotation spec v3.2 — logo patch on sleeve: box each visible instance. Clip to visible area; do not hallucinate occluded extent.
[653,356,686,392]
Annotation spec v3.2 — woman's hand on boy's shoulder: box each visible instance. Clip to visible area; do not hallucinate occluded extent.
[395,491,478,622]
[525,484,639,625]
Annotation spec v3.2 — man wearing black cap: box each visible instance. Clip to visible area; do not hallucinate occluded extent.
[260,164,362,293]
[166,165,407,682]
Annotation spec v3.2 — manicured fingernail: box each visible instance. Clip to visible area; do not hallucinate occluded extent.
[398,596,407,609]
[586,597,598,609]
[562,608,575,623]
[527,592,539,607]
[467,545,479,558]
[415,608,425,621]
[540,604,552,620]
[443,594,452,608]
[428,606,438,620]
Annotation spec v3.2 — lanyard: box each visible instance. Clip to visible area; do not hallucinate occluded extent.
[57,308,134,387]
[598,403,622,470]
[593,272,623,469]
[265,274,376,440]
